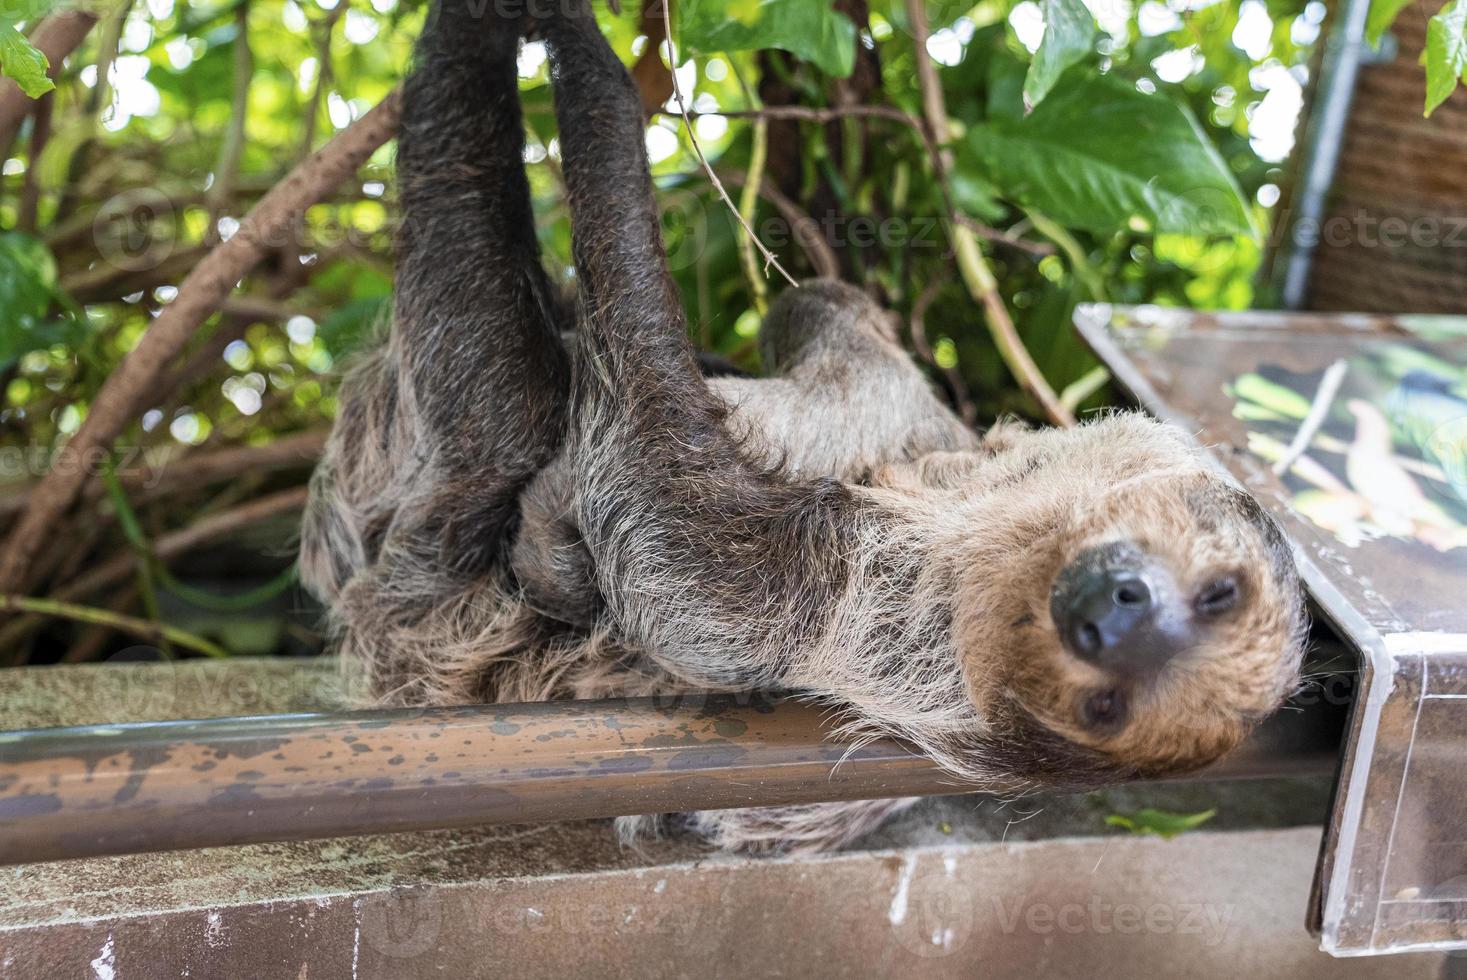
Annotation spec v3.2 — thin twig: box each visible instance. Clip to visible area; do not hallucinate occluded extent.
[0,595,230,659]
[733,63,771,312]
[288,0,348,270]
[1059,365,1111,414]
[1025,209,1104,298]
[301,0,348,158]
[720,169,841,279]
[0,90,401,596]
[61,585,141,664]
[206,2,255,230]
[909,274,977,426]
[952,213,1055,257]
[1273,359,1349,476]
[661,2,798,289]
[101,459,170,656]
[16,92,51,233]
[904,0,1073,427]
[655,106,1054,256]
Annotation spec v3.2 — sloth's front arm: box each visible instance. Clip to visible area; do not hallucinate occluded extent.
[542,10,884,689]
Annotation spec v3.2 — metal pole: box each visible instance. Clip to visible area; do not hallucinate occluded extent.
[1277,0,1373,308]
[0,694,1337,866]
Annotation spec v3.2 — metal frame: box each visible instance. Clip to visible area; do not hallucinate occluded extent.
[1273,0,1373,308]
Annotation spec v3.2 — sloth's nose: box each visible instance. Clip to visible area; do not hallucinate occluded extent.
[1050,543,1195,676]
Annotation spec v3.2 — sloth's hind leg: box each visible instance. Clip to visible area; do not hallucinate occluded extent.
[302,1,570,705]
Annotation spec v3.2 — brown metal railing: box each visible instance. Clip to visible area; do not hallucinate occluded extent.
[0,694,1339,866]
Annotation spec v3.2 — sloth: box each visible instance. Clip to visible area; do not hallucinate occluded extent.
[300,0,1309,852]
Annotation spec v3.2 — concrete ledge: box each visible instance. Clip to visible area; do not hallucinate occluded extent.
[0,825,1448,978]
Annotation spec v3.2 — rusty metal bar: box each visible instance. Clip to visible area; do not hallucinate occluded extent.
[0,694,1338,866]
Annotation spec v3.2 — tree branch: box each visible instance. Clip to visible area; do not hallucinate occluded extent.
[0,486,308,658]
[630,0,672,116]
[0,429,327,519]
[0,89,401,596]
[903,0,1073,427]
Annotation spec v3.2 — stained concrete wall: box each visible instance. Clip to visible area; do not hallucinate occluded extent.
[0,824,1450,979]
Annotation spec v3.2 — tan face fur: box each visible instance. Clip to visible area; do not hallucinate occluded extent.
[885,413,1307,780]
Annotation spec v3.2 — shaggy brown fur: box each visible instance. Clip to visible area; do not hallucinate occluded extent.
[300,0,1308,853]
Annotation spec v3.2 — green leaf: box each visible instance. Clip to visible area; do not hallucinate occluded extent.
[1425,0,1467,116]
[677,0,856,78]
[317,296,390,357]
[0,23,54,99]
[1367,0,1415,46]
[951,171,1007,222]
[985,47,1029,122]
[963,70,1254,237]
[1105,807,1216,839]
[1023,0,1097,109]
[0,232,80,369]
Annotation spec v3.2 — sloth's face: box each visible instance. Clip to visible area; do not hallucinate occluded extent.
[951,414,1307,780]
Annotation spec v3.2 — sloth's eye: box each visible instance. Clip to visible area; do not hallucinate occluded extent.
[1195,576,1241,617]
[1082,689,1127,730]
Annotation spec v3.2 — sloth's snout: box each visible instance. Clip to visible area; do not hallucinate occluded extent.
[1050,542,1196,677]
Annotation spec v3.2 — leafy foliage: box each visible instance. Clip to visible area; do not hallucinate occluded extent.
[1370,0,1467,113]
[965,69,1254,237]
[677,0,857,76]
[1022,0,1095,108]
[0,23,54,98]
[1105,807,1217,838]
[1426,0,1467,115]
[0,232,78,368]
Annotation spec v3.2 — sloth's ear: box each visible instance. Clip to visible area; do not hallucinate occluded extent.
[979,417,1033,454]
[915,451,986,489]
